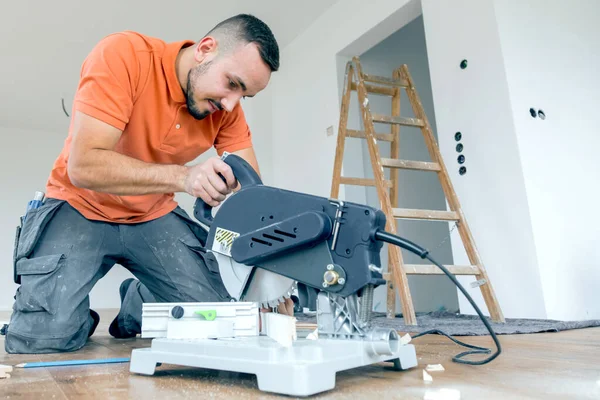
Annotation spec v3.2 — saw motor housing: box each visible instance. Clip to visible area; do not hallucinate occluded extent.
[197,184,388,299]
[194,153,400,346]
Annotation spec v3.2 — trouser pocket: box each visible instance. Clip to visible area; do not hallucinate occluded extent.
[15,254,66,315]
[14,199,65,284]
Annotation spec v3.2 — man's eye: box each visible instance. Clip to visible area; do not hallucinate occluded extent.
[229,80,236,88]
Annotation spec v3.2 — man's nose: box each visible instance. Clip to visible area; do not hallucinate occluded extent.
[221,94,242,112]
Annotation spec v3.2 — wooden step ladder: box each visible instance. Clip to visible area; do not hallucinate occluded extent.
[330,57,504,325]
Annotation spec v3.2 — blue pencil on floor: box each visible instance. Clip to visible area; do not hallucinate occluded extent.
[15,357,130,368]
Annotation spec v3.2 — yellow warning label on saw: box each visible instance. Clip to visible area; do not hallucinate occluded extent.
[212,227,240,256]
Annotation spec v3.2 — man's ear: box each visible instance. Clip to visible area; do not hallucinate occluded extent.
[194,36,218,63]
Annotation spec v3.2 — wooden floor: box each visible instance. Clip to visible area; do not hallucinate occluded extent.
[1,309,599,399]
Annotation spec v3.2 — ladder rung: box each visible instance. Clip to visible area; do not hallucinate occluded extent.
[346,129,394,142]
[372,114,424,127]
[393,208,459,221]
[340,177,393,188]
[380,158,441,171]
[362,73,408,88]
[351,82,396,96]
[403,265,481,275]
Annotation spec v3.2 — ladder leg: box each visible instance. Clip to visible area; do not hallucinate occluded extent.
[386,67,402,319]
[353,57,417,325]
[330,62,354,199]
[400,65,504,323]
[386,277,395,319]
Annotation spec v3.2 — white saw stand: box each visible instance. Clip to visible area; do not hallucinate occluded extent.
[129,295,418,397]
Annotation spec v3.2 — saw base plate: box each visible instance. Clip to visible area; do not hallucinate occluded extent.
[129,335,417,397]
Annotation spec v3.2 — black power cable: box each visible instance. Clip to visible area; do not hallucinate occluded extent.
[374,230,502,365]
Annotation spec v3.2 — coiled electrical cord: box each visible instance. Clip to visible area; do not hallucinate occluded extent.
[375,230,501,365]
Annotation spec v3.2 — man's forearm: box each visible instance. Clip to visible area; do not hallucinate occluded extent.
[68,149,188,195]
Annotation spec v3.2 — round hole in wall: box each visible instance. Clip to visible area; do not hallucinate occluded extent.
[459,166,467,175]
[455,132,462,141]
[456,143,463,152]
[529,108,537,118]
[458,155,465,164]
[460,59,468,69]
[538,109,546,120]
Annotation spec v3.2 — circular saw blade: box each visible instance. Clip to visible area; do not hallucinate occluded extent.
[241,267,296,309]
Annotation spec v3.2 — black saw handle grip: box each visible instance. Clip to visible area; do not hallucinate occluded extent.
[193,153,262,227]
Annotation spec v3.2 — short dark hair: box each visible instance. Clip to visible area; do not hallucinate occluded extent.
[204,14,280,72]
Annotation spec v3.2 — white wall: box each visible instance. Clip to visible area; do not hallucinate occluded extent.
[271,0,547,320]
[421,0,548,319]
[272,0,468,318]
[272,0,551,319]
[421,0,600,320]
[239,86,275,184]
[1,127,57,310]
[494,0,600,320]
[0,99,265,311]
[348,16,459,313]
[271,0,422,197]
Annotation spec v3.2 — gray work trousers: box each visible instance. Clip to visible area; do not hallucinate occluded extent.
[5,198,231,354]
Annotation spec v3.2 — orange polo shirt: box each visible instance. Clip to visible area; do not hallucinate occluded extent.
[45,31,253,223]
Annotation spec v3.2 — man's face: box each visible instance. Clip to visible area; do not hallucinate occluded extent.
[185,41,271,120]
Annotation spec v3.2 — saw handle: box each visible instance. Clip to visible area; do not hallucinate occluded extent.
[193,153,262,227]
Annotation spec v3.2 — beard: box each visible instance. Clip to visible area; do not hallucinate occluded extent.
[185,61,213,120]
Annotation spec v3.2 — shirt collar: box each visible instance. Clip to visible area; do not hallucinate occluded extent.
[162,39,195,104]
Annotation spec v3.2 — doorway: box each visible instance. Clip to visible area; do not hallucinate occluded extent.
[336,15,460,314]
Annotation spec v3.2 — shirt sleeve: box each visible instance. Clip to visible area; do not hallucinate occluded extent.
[213,103,253,155]
[72,33,140,131]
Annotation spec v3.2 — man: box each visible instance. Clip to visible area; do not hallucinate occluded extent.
[5,14,292,354]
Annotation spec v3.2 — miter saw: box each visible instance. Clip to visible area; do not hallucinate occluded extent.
[129,152,501,397]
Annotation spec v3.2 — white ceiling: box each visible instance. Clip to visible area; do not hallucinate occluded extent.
[0,0,339,133]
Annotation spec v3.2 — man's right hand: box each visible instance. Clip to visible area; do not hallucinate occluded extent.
[184,157,238,207]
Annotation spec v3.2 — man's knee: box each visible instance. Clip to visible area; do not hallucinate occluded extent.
[4,310,93,354]
[6,245,88,353]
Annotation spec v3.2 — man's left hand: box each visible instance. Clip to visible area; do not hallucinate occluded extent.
[260,297,295,317]
[276,297,295,316]
[259,297,295,331]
